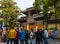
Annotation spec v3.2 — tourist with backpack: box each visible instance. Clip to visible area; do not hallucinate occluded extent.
[44,29,49,44]
[29,29,35,44]
[19,29,26,44]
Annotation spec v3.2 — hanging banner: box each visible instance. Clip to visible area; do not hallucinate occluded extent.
[0,22,4,30]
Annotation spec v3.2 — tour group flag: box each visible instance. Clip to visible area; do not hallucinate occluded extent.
[1,22,4,29]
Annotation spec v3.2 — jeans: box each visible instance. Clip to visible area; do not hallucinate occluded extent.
[7,39,9,44]
[36,39,40,44]
[7,38,16,44]
[20,40,25,44]
[44,37,49,44]
[15,38,19,44]
[30,38,35,44]
[25,39,28,44]
[36,38,43,44]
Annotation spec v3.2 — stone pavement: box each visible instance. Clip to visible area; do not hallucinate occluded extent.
[0,42,6,44]
[48,39,60,44]
[0,39,60,44]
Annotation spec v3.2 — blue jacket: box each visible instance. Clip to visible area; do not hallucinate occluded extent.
[19,30,26,41]
[53,30,58,37]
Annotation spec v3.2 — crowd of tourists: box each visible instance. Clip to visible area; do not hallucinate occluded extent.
[0,27,58,44]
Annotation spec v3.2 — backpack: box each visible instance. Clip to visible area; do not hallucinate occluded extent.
[30,32,34,39]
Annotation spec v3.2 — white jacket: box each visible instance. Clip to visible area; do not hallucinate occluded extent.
[44,30,48,38]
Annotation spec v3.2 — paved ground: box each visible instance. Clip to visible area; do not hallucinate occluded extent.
[48,39,60,44]
[0,42,6,44]
[0,39,60,44]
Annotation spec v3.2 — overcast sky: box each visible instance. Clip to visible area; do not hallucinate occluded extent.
[14,0,35,11]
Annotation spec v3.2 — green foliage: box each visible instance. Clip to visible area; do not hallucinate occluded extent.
[0,0,21,27]
[33,0,42,12]
[55,1,60,19]
[33,0,60,19]
[0,20,2,26]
